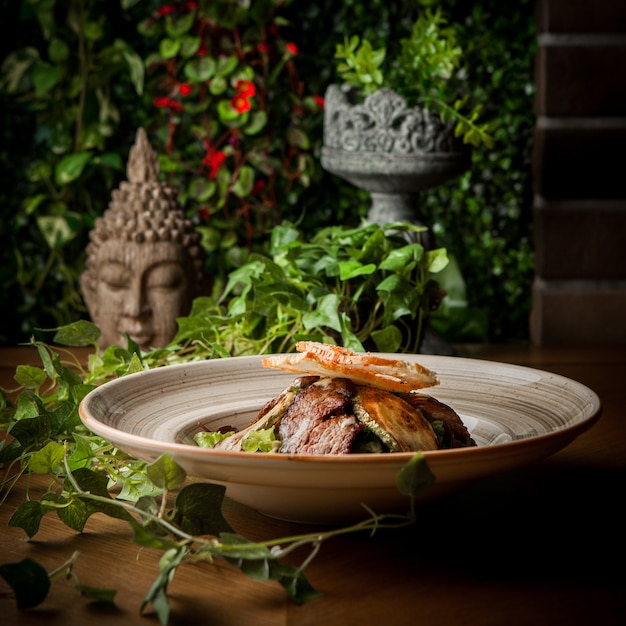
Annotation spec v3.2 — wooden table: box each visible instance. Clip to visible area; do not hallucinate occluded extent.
[1,344,625,625]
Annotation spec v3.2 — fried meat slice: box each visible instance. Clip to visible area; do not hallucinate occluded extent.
[277,377,363,454]
[399,393,476,448]
[353,386,439,452]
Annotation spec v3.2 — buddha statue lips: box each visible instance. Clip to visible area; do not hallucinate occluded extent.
[81,129,206,351]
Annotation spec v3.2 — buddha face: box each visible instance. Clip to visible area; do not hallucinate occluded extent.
[82,240,195,350]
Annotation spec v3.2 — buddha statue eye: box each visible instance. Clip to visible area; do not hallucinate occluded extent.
[99,262,132,291]
[146,262,186,290]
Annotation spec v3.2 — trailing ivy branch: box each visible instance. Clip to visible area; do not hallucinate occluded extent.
[0,334,435,623]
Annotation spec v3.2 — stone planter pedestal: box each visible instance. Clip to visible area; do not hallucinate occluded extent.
[321,85,470,227]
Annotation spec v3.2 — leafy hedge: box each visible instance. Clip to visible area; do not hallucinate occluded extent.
[0,0,535,346]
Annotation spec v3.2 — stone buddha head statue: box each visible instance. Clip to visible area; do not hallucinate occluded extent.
[81,128,206,351]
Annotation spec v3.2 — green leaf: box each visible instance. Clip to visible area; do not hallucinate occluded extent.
[180,35,201,58]
[28,441,65,474]
[209,75,227,95]
[242,428,277,452]
[36,213,81,249]
[75,583,117,603]
[9,414,52,448]
[243,110,267,135]
[53,320,101,347]
[396,452,436,499]
[130,519,179,550]
[8,500,46,539]
[371,324,403,353]
[172,483,234,536]
[48,38,69,63]
[184,56,216,82]
[0,559,51,609]
[54,152,92,185]
[287,126,310,149]
[426,248,449,273]
[141,546,187,624]
[146,454,186,490]
[117,40,144,96]
[189,177,216,201]
[165,12,194,38]
[14,364,47,389]
[232,165,255,197]
[215,55,238,77]
[56,494,92,532]
[159,38,181,59]
[32,62,63,96]
[338,260,376,280]
[217,98,239,121]
[302,294,342,332]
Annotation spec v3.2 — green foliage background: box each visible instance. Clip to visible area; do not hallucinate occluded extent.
[0,0,536,346]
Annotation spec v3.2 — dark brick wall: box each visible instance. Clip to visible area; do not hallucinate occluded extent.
[531,0,626,344]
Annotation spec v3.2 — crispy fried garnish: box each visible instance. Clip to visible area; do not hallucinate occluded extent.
[262,341,439,393]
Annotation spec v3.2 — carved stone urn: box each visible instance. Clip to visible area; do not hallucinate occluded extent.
[321,84,470,227]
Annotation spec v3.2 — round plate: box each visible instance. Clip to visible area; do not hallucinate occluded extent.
[79,354,601,524]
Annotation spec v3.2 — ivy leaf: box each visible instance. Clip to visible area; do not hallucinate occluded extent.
[14,364,47,389]
[28,440,65,473]
[396,452,436,499]
[141,546,187,624]
[0,558,51,609]
[171,483,234,536]
[75,583,117,603]
[269,562,322,603]
[146,454,186,490]
[9,414,52,448]
[8,500,46,539]
[53,320,101,347]
[129,518,179,551]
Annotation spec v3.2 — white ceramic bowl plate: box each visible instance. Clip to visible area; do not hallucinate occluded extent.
[79,354,601,524]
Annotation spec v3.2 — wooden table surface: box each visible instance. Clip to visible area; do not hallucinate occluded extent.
[1,344,625,626]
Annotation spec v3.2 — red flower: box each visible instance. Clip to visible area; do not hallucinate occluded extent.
[202,148,226,179]
[178,83,192,97]
[285,42,298,56]
[313,94,325,110]
[185,1,198,9]
[197,41,208,56]
[156,4,176,16]
[230,94,251,114]
[252,179,266,196]
[154,97,184,112]
[257,43,269,54]
[235,79,256,97]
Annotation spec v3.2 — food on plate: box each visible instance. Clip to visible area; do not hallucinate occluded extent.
[262,341,439,392]
[195,342,475,454]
